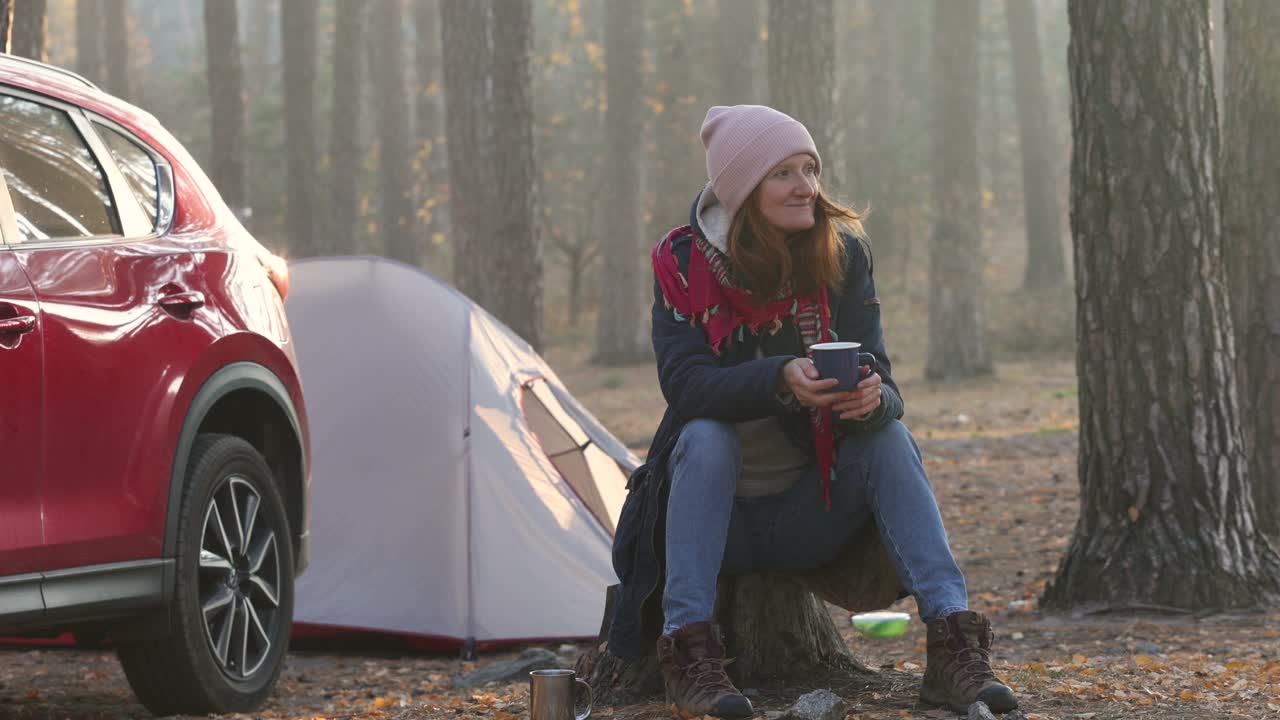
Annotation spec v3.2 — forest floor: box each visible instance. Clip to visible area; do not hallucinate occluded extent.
[3,334,1278,720]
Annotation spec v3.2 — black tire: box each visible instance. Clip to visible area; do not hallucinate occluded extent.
[118,433,295,716]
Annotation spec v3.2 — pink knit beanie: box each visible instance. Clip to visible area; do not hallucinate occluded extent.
[700,105,822,218]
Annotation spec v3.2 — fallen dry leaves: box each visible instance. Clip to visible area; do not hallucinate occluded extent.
[6,360,1280,719]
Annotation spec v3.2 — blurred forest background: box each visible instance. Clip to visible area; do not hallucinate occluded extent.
[1,0,1079,362]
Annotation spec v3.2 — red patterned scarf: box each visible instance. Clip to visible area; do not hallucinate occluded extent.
[653,226,839,509]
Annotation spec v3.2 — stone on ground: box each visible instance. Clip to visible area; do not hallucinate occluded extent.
[778,689,847,720]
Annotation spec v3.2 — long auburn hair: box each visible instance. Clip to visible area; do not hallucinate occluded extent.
[727,185,866,300]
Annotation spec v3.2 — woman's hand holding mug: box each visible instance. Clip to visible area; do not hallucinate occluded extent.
[781,349,882,420]
[780,356,841,408]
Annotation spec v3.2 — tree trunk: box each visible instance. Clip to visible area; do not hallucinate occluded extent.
[1212,0,1225,123]
[1043,0,1280,611]
[888,0,933,286]
[858,1,900,254]
[768,0,838,192]
[488,0,542,350]
[281,0,317,256]
[837,0,871,205]
[413,0,444,160]
[412,0,447,259]
[0,0,11,54]
[1223,0,1280,539]
[10,0,45,61]
[978,0,1008,223]
[75,0,101,84]
[371,0,417,267]
[442,0,493,295]
[246,0,275,93]
[205,0,247,220]
[717,0,762,105]
[713,576,863,680]
[241,0,275,233]
[1006,0,1066,290]
[103,0,129,100]
[648,1,701,242]
[325,0,364,256]
[568,245,585,326]
[592,0,647,365]
[926,0,991,381]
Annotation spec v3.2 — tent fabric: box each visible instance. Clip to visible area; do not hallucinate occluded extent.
[285,256,638,649]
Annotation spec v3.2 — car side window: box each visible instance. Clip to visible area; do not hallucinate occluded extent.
[0,94,121,242]
[95,123,160,230]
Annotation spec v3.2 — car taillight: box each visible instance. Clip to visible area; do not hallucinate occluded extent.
[260,253,290,300]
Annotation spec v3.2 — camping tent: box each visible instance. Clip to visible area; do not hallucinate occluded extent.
[285,256,638,651]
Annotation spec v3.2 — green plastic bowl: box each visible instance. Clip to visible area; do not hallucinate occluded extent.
[851,611,910,638]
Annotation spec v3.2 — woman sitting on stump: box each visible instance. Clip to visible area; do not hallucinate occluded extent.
[607,105,1018,717]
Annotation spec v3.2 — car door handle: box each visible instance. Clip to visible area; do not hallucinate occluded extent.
[158,291,205,311]
[0,315,35,335]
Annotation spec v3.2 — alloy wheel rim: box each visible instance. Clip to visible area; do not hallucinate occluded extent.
[198,475,281,680]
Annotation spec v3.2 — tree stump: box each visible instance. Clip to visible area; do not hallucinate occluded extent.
[577,523,901,704]
[714,574,866,681]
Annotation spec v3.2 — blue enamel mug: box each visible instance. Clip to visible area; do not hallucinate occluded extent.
[809,341,878,392]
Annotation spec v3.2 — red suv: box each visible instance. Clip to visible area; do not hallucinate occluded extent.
[0,55,309,715]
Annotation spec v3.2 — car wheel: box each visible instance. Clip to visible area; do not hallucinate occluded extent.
[118,433,294,715]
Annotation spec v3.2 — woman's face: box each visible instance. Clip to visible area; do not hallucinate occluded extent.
[756,153,819,235]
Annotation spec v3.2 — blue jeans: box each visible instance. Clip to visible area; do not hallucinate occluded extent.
[662,418,968,635]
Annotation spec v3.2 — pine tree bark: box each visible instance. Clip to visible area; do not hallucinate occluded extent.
[442,0,494,299]
[926,0,991,381]
[103,0,129,100]
[768,0,838,192]
[488,0,541,350]
[1223,0,1280,539]
[10,0,46,61]
[1212,0,1225,122]
[1043,0,1280,611]
[1006,0,1066,290]
[325,0,364,256]
[205,0,247,220]
[75,0,102,85]
[592,0,647,365]
[282,0,317,256]
[371,0,417,267]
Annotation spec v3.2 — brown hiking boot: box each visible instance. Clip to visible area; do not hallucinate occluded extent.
[920,610,1018,713]
[656,622,754,719]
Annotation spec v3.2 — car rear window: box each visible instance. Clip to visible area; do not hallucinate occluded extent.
[95,124,160,230]
[0,94,119,242]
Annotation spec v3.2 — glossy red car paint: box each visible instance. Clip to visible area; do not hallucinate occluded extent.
[0,60,309,589]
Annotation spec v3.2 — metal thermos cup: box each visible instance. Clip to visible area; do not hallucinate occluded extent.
[529,669,592,720]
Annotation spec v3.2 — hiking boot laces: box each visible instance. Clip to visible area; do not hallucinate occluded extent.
[689,656,738,693]
[954,645,998,692]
